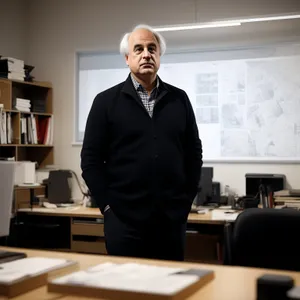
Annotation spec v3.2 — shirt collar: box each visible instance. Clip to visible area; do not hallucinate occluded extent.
[130,73,159,92]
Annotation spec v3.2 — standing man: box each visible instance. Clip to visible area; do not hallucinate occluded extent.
[81,24,202,261]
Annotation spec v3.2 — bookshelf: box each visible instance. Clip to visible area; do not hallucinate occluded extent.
[0,78,54,168]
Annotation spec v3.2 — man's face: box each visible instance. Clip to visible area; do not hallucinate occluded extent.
[125,29,160,78]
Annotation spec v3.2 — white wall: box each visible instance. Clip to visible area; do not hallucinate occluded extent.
[0,0,28,60]
[24,0,300,198]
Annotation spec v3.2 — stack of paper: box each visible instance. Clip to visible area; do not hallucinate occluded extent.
[0,257,76,284]
[211,210,239,221]
[49,262,214,300]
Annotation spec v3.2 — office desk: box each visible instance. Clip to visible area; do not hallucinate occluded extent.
[14,208,239,264]
[1,246,300,300]
[17,207,230,224]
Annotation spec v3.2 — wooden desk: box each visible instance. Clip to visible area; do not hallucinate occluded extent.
[17,207,215,223]
[15,207,238,264]
[1,246,300,300]
[17,207,237,224]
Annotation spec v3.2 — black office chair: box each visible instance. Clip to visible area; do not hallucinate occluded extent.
[224,208,300,271]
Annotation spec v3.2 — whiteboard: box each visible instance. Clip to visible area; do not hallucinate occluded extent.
[158,56,300,162]
[78,44,300,162]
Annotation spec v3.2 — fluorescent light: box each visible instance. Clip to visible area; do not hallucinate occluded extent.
[236,14,300,24]
[153,13,300,32]
[154,22,241,32]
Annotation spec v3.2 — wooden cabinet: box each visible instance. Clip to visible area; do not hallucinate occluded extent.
[15,209,225,263]
[14,185,46,210]
[185,231,221,264]
[71,217,107,255]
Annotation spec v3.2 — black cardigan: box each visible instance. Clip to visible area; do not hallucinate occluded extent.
[81,75,202,225]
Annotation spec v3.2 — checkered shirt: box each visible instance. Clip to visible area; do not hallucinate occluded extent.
[130,74,159,118]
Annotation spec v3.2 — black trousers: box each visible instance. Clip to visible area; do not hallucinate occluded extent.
[103,209,186,261]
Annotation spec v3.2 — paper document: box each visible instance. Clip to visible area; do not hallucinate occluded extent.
[218,206,233,210]
[0,257,71,281]
[52,263,203,295]
[211,210,239,221]
[18,207,80,213]
[0,270,29,283]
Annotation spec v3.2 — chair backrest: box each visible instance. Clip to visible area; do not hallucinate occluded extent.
[231,208,300,271]
[0,161,16,237]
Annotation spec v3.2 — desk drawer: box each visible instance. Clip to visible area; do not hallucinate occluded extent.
[185,232,220,263]
[71,240,107,254]
[71,223,104,237]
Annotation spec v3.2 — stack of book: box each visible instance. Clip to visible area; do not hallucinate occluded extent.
[0,104,13,144]
[0,57,25,81]
[274,189,300,209]
[20,114,53,145]
[32,98,46,113]
[14,97,31,112]
[0,111,12,144]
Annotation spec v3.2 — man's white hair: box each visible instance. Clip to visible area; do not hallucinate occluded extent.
[120,24,166,56]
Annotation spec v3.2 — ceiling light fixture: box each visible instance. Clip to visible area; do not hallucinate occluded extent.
[237,14,300,24]
[153,21,241,32]
[153,13,300,32]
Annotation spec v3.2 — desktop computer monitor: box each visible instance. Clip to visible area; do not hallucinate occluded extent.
[0,161,26,262]
[195,167,214,206]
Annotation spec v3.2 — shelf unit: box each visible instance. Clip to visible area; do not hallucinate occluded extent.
[0,78,54,168]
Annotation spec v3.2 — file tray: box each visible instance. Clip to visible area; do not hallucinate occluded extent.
[0,257,78,298]
[48,262,215,300]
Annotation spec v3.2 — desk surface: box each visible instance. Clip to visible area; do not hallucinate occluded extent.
[18,206,240,224]
[1,246,299,300]
[17,207,239,224]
